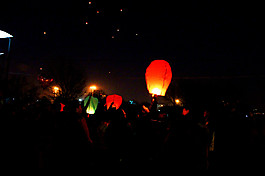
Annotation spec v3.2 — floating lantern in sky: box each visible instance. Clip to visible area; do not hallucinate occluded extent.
[117,28,120,32]
[84,96,98,114]
[145,60,172,96]
[106,94,122,110]
[85,22,88,25]
[44,31,47,35]
[89,1,91,4]
[97,10,100,14]
[120,9,123,12]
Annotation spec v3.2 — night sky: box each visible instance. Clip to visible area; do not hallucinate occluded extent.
[1,0,265,104]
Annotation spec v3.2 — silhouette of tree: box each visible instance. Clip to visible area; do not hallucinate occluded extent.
[46,60,88,101]
[165,80,184,106]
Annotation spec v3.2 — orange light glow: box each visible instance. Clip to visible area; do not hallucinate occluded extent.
[53,86,59,94]
[175,99,180,104]
[89,85,97,90]
[145,60,172,96]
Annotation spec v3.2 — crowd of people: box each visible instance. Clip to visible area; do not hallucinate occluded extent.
[1,96,264,172]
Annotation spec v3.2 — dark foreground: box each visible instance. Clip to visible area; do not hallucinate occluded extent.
[1,100,264,172]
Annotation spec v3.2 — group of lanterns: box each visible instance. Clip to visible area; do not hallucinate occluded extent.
[83,94,123,115]
[83,59,172,115]
[61,59,173,115]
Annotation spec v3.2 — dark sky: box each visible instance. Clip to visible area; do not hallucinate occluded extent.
[1,0,265,104]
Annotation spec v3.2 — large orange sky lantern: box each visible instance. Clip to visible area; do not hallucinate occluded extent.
[145,60,172,96]
[106,94,122,110]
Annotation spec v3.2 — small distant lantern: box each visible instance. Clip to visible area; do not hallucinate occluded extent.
[84,96,98,114]
[120,9,123,12]
[97,10,100,14]
[60,103,65,112]
[85,22,88,25]
[145,60,172,96]
[44,32,46,35]
[89,1,92,4]
[106,94,122,110]
[112,36,115,39]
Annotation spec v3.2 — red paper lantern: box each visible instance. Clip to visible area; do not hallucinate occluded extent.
[106,94,122,110]
[60,103,65,112]
[145,60,172,96]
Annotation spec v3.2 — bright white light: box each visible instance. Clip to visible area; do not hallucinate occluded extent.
[151,88,161,95]
[86,109,95,114]
[79,99,83,102]
[0,30,13,38]
[0,53,4,55]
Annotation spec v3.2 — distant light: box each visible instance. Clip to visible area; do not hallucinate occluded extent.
[89,1,91,4]
[120,9,123,12]
[97,10,100,14]
[0,30,13,38]
[117,28,120,32]
[0,53,4,55]
[112,36,115,39]
[44,32,47,35]
[246,115,248,118]
[108,71,111,74]
[175,99,180,104]
[89,85,97,90]
[136,33,138,36]
[40,67,43,70]
[79,98,83,102]
[85,22,88,25]
[53,86,59,94]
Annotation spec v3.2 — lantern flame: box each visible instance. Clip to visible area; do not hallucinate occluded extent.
[151,88,161,95]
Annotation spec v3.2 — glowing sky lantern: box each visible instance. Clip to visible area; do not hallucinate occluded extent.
[84,96,98,114]
[106,94,122,110]
[145,60,172,96]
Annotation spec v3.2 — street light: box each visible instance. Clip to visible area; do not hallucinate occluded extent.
[175,99,180,104]
[0,30,13,98]
[0,30,13,56]
[53,86,60,98]
[89,85,97,96]
[0,30,13,38]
